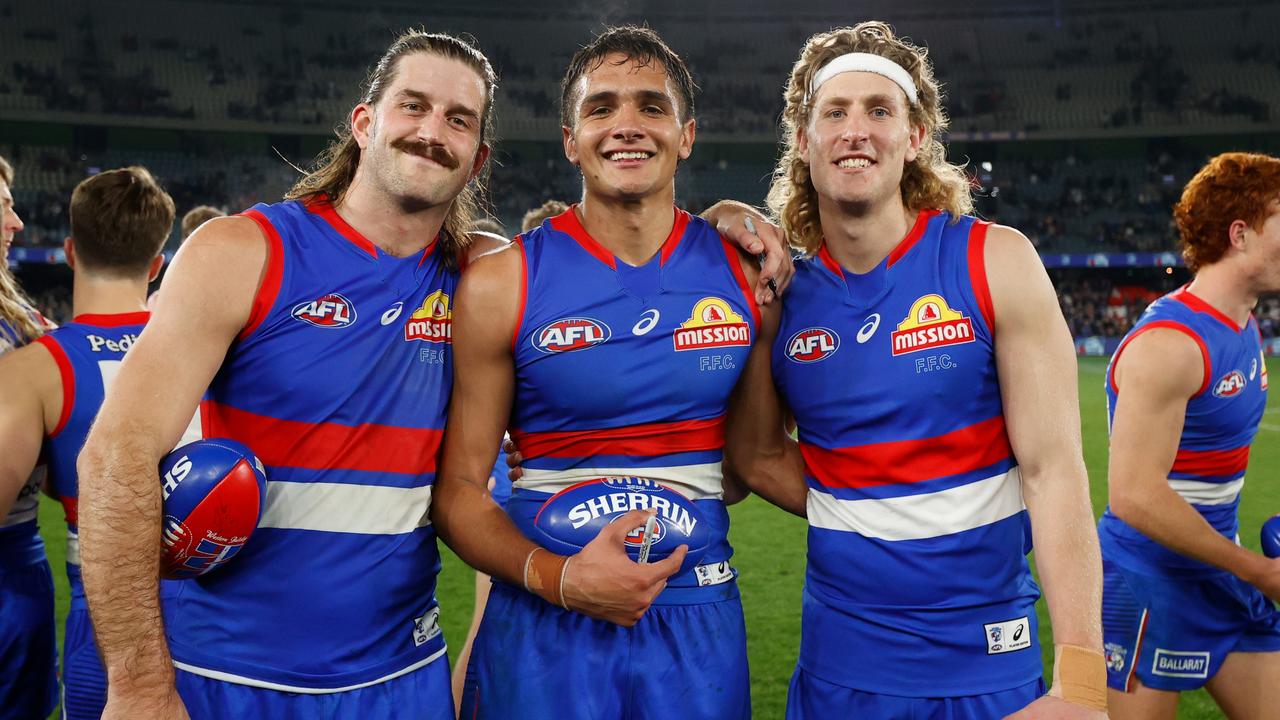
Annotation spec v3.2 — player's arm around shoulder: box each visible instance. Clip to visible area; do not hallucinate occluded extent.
[985,225,1107,719]
[79,215,266,720]
[0,340,60,518]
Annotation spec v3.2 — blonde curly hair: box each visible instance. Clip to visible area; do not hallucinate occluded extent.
[766,22,972,254]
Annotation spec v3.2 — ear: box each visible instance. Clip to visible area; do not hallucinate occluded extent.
[63,237,76,270]
[468,143,491,182]
[562,125,579,168]
[1228,218,1251,251]
[677,118,696,161]
[351,103,375,150]
[147,253,165,282]
[904,121,926,164]
[796,124,810,166]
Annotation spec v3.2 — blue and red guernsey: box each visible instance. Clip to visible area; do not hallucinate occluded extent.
[35,313,167,605]
[1100,286,1267,576]
[168,197,456,692]
[773,210,1041,697]
[508,207,758,597]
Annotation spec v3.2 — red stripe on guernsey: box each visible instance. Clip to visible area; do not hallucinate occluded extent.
[304,196,377,257]
[885,209,940,268]
[817,243,844,279]
[511,416,725,460]
[1108,320,1211,397]
[60,496,78,527]
[1171,445,1250,476]
[966,221,995,331]
[550,206,616,269]
[512,233,529,352]
[800,415,1012,488]
[202,401,442,474]
[659,209,691,265]
[238,210,286,341]
[1172,286,1242,332]
[34,336,74,438]
[720,236,763,327]
[72,311,150,327]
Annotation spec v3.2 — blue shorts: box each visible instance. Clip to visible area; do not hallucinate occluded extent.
[175,655,453,720]
[0,561,58,720]
[786,666,1045,719]
[461,581,750,720]
[1102,557,1280,692]
[62,605,108,720]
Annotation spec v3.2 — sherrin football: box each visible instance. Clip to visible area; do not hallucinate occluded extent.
[1262,515,1280,559]
[533,477,709,574]
[159,438,268,579]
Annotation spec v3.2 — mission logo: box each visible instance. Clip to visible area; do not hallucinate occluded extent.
[891,294,975,356]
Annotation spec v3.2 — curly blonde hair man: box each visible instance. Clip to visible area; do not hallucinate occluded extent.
[766,21,971,254]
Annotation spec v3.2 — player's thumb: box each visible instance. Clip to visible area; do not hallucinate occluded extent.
[649,544,688,579]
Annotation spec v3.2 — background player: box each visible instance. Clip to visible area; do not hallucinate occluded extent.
[180,205,225,241]
[1100,151,1280,719]
[520,198,569,233]
[0,165,174,720]
[724,22,1107,718]
[77,30,677,720]
[441,26,764,719]
[0,153,59,720]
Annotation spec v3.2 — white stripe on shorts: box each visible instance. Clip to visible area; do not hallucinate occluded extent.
[807,467,1025,541]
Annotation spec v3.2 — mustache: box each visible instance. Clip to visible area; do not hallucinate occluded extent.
[390,139,460,170]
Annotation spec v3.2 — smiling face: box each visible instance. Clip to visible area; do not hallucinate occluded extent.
[799,70,924,213]
[563,53,695,204]
[354,52,490,210]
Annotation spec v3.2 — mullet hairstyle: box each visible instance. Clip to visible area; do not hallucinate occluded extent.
[767,22,972,254]
[1174,152,1280,272]
[286,30,497,265]
[0,155,43,345]
[70,166,175,276]
[559,25,697,129]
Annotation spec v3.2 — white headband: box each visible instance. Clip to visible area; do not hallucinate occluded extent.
[808,52,918,106]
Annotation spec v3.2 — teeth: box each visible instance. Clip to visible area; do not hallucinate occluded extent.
[609,151,651,161]
[837,158,873,169]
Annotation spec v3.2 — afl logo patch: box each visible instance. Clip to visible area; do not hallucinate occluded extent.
[1213,370,1247,398]
[890,294,974,356]
[404,290,452,343]
[533,317,611,353]
[292,293,356,328]
[785,327,840,363]
[673,297,751,352]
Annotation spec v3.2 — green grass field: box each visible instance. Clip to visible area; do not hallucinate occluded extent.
[38,357,1272,718]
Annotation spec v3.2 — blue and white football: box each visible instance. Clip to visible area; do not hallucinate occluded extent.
[533,477,708,574]
[1262,515,1280,559]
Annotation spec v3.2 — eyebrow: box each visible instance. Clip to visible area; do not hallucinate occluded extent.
[580,88,676,110]
[817,91,903,110]
[394,89,481,120]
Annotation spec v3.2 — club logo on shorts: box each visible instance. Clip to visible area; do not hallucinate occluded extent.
[1151,649,1210,679]
[673,297,750,352]
[404,290,452,343]
[1104,642,1128,673]
[983,617,1031,655]
[1213,370,1246,398]
[891,294,975,356]
[785,327,840,363]
[292,293,356,328]
[412,607,442,647]
[533,317,611,353]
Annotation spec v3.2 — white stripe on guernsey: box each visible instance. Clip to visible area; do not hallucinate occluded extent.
[172,645,448,694]
[258,482,432,534]
[516,463,724,500]
[807,467,1025,541]
[1169,477,1244,506]
[66,530,80,566]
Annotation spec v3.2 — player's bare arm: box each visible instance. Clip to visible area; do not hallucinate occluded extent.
[702,200,795,302]
[723,276,806,516]
[433,244,686,627]
[986,225,1108,718]
[77,216,266,720]
[0,343,59,519]
[1109,326,1280,600]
